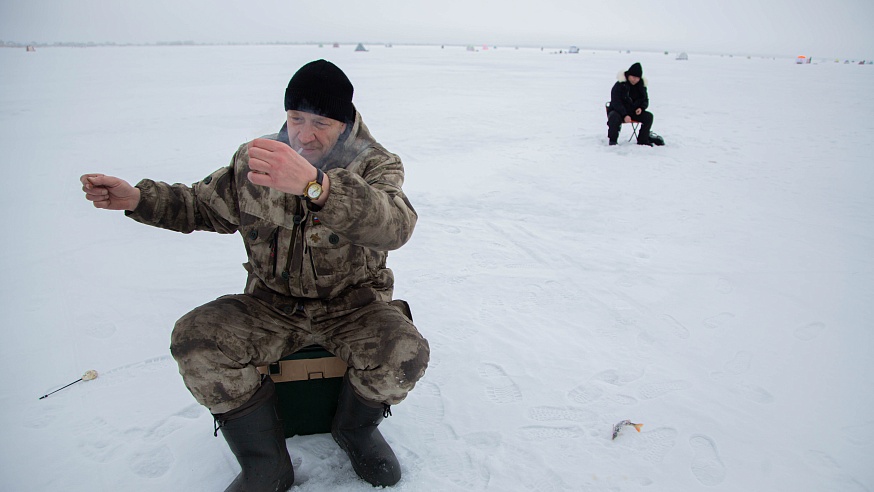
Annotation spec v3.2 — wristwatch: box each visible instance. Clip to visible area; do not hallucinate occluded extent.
[303,168,324,201]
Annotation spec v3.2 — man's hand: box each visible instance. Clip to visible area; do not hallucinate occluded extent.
[80,174,141,211]
[624,115,632,124]
[247,138,318,195]
[635,108,642,116]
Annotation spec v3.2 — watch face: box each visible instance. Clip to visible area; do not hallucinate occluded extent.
[306,183,322,199]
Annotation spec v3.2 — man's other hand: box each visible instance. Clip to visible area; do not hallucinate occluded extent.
[80,174,141,211]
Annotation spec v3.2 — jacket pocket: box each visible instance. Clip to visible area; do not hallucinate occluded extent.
[303,224,367,296]
[243,222,281,279]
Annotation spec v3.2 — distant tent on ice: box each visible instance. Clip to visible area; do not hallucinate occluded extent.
[332,42,340,48]
[796,55,811,64]
[26,45,36,52]
[568,46,580,54]
[676,52,688,60]
[355,43,368,52]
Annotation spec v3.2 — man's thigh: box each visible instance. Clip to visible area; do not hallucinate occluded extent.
[171,294,312,367]
[317,301,430,404]
[631,111,653,124]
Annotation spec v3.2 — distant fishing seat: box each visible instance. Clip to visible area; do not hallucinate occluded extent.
[605,102,639,142]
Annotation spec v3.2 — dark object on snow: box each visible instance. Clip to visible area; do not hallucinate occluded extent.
[607,63,661,146]
[649,133,665,146]
[215,377,295,492]
[332,375,401,487]
[612,419,643,440]
[262,345,346,438]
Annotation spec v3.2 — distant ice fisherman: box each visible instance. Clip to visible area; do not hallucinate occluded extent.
[605,62,665,146]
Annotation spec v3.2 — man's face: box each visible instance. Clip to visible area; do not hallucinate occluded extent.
[627,75,641,85]
[286,110,347,164]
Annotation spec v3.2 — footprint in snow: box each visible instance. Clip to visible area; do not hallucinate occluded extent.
[842,421,874,446]
[659,314,691,340]
[425,424,490,490]
[403,380,445,425]
[689,434,726,486]
[128,444,175,478]
[703,312,735,329]
[479,362,522,404]
[735,382,774,404]
[638,380,692,399]
[803,450,870,491]
[76,313,117,339]
[618,426,678,463]
[794,321,825,341]
[712,350,753,379]
[519,425,585,441]
[527,406,598,423]
[715,277,734,294]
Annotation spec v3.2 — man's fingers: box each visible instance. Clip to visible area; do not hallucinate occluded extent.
[85,192,108,201]
[92,199,111,209]
[249,138,285,152]
[82,182,109,194]
[247,171,273,188]
[84,174,121,190]
[247,156,272,174]
[80,173,105,186]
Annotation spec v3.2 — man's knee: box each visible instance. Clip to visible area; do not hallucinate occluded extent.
[398,332,430,385]
[170,298,244,361]
[607,111,622,126]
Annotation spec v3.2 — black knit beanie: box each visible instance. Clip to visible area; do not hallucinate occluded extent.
[284,60,355,124]
[625,62,643,78]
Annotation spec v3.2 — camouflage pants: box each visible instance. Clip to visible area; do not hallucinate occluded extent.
[170,294,430,415]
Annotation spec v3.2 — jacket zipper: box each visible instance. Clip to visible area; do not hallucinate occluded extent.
[270,227,279,277]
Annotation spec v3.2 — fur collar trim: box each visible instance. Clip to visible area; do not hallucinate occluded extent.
[616,70,647,87]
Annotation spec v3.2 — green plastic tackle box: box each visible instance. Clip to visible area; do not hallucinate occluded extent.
[257,345,347,438]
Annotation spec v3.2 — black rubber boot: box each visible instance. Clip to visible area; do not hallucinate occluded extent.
[215,377,295,492]
[331,376,401,487]
[607,111,622,143]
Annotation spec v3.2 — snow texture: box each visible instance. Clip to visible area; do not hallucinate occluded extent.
[1,44,873,491]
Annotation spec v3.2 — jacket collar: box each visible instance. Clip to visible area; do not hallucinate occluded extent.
[616,70,648,87]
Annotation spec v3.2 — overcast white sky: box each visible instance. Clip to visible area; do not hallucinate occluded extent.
[1,0,872,58]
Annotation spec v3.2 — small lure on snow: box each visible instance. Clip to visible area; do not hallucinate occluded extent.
[611,419,643,440]
[39,370,99,399]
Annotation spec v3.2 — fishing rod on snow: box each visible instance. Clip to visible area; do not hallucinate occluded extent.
[38,370,99,399]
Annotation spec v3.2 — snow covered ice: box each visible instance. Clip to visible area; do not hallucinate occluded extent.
[1,44,872,491]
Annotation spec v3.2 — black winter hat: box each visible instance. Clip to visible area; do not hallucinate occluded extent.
[625,62,643,78]
[284,59,355,124]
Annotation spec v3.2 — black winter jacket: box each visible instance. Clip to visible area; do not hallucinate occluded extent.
[608,71,649,118]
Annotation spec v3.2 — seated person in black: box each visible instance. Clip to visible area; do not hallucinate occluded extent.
[607,62,663,146]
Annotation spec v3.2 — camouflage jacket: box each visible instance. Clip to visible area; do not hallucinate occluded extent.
[127,112,417,310]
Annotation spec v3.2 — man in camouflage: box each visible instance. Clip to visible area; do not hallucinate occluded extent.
[80,59,429,490]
